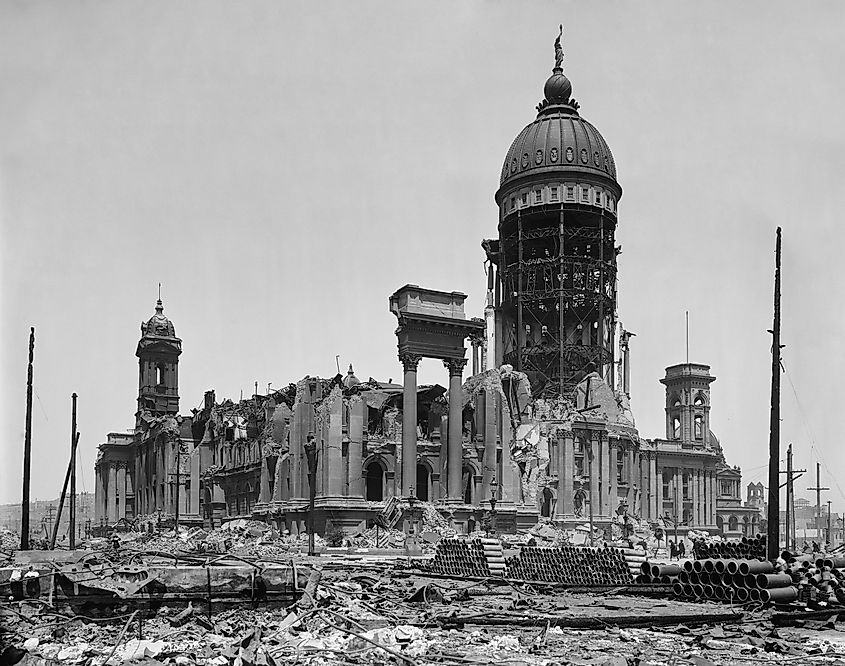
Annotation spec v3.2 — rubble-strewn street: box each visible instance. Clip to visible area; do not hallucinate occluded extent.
[4,521,845,666]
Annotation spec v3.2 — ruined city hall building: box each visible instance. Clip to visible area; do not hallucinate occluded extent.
[95,35,760,539]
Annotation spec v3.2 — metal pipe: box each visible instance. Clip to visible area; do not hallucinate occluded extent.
[761,586,798,603]
[738,560,774,576]
[756,573,793,589]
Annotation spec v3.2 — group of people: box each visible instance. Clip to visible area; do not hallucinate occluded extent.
[668,539,686,560]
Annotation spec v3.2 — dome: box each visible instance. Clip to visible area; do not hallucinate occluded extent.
[141,299,176,338]
[342,364,360,389]
[499,104,617,192]
[497,33,619,198]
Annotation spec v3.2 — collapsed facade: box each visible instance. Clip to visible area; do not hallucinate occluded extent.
[95,34,760,538]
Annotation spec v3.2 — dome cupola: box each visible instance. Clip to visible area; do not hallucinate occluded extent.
[496,25,620,204]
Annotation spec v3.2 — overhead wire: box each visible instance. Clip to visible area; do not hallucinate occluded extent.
[782,360,845,504]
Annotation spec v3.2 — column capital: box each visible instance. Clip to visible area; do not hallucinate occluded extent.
[443,357,468,377]
[399,352,422,371]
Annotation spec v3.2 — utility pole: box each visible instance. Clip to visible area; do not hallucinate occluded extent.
[51,431,80,549]
[766,227,782,561]
[21,327,35,551]
[69,393,78,549]
[779,443,805,552]
[808,462,829,547]
[826,500,833,548]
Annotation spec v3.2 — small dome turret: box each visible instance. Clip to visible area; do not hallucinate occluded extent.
[141,299,176,338]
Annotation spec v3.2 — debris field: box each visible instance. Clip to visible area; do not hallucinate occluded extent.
[3,525,845,666]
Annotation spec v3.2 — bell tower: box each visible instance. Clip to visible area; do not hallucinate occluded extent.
[660,363,715,446]
[136,298,181,426]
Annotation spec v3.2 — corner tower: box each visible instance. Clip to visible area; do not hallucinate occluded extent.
[135,298,181,426]
[483,27,622,398]
[660,363,715,446]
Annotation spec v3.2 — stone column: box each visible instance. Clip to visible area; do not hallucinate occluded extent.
[480,389,497,500]
[656,465,664,520]
[559,433,574,517]
[609,441,618,515]
[500,413,516,503]
[94,465,104,524]
[589,435,599,518]
[600,433,610,516]
[710,471,717,525]
[117,464,126,521]
[691,467,699,526]
[347,396,365,497]
[190,454,200,515]
[290,402,302,498]
[648,453,656,520]
[325,389,344,497]
[445,358,467,501]
[439,414,449,498]
[400,353,421,497]
[107,464,117,523]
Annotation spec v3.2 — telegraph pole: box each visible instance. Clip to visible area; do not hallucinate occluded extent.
[69,393,78,549]
[766,228,782,560]
[779,443,805,552]
[808,462,829,547]
[21,327,35,550]
[827,500,833,549]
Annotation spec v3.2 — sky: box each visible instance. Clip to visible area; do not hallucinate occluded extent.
[1,2,844,512]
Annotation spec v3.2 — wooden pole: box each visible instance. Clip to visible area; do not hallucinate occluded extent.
[69,393,78,549]
[50,432,79,549]
[766,228,781,560]
[21,327,35,551]
[786,443,792,552]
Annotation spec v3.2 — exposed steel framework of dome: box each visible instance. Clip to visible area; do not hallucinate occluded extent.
[486,28,621,399]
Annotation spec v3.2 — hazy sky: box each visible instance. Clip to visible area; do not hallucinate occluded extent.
[2,2,844,512]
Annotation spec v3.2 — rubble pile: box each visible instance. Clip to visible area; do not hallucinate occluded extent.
[6,547,845,666]
[506,545,633,585]
[0,530,17,557]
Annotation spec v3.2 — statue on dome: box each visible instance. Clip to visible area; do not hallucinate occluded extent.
[554,24,564,69]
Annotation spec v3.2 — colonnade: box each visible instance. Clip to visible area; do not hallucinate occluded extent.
[400,353,467,500]
[551,432,719,528]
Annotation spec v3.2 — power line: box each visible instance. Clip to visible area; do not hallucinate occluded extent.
[782,361,845,504]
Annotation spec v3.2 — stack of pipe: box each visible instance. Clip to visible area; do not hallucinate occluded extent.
[637,558,798,604]
[505,545,633,585]
[779,551,845,605]
[429,538,499,577]
[619,547,648,578]
[479,537,506,576]
[695,535,766,560]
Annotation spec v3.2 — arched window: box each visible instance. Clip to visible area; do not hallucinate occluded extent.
[694,394,705,407]
[415,464,430,502]
[365,460,385,502]
[716,515,724,532]
[694,415,704,439]
[728,515,738,531]
[742,515,750,536]
[672,417,681,440]
[540,488,554,518]
[155,365,164,386]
